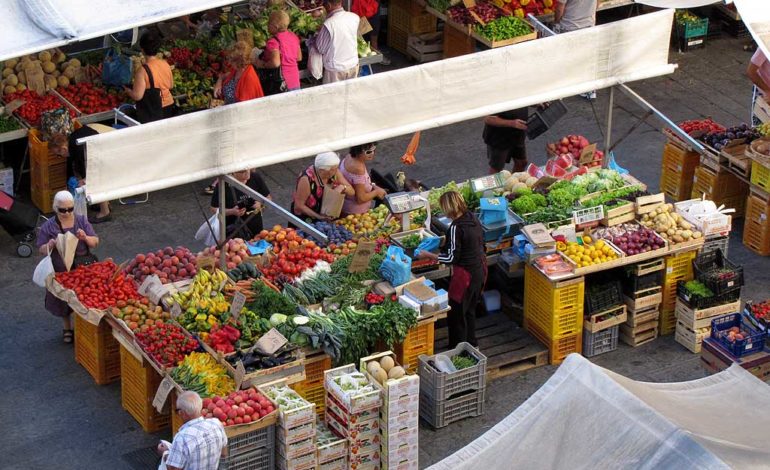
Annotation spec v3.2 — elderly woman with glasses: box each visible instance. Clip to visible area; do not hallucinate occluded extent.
[339,142,387,215]
[36,191,99,343]
[291,152,355,222]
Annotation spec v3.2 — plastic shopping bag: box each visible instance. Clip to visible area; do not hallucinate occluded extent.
[33,247,54,288]
[102,47,132,87]
[308,45,323,80]
[195,211,220,247]
[400,132,421,165]
[379,245,412,287]
[72,186,88,217]
[413,236,440,258]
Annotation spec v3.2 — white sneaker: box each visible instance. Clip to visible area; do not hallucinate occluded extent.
[581,91,597,100]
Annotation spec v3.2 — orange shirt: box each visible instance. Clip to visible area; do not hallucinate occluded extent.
[142,58,174,107]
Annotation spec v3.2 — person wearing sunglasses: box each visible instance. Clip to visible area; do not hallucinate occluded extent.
[35,191,99,343]
[339,142,387,215]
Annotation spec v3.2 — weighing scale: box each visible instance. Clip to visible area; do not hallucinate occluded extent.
[469,173,505,194]
[384,191,430,232]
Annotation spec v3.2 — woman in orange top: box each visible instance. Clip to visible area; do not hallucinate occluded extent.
[124,31,175,122]
[214,41,265,104]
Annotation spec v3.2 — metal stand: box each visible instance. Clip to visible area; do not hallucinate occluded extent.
[218,175,227,269]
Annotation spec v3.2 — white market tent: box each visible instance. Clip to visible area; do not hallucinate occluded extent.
[428,354,770,470]
[80,9,678,204]
[0,0,239,62]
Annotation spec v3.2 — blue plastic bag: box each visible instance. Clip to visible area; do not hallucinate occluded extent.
[607,151,629,175]
[379,245,412,286]
[102,48,132,87]
[413,236,440,258]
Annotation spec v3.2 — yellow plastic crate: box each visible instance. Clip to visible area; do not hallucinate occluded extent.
[395,319,436,373]
[120,344,170,433]
[664,251,696,278]
[74,314,121,385]
[524,265,584,338]
[742,193,770,255]
[527,320,581,365]
[750,159,770,191]
[659,309,677,336]
[294,381,326,419]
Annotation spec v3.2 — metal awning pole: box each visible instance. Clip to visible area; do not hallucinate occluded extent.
[218,175,227,270]
[603,86,615,168]
[222,175,329,244]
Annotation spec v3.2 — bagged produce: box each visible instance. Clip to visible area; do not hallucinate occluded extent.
[379,245,411,286]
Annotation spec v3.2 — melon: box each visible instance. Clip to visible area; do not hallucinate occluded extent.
[6,74,18,86]
[379,356,395,372]
[373,368,388,385]
[42,61,56,74]
[57,76,70,87]
[38,51,52,62]
[387,366,405,380]
[366,361,381,376]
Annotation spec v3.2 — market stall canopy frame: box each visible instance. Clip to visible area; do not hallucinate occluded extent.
[0,0,241,62]
[82,10,677,204]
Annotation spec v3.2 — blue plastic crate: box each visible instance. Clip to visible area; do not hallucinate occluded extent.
[710,313,766,358]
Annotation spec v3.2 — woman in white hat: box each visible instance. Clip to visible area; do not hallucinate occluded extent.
[291,152,355,221]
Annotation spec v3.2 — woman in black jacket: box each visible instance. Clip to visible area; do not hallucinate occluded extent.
[417,191,487,348]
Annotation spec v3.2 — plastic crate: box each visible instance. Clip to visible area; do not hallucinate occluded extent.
[219,445,274,470]
[585,280,623,315]
[418,342,486,402]
[750,160,770,191]
[693,249,743,295]
[676,281,741,310]
[394,319,435,374]
[660,141,700,201]
[74,314,121,385]
[170,392,183,435]
[665,250,696,278]
[31,184,61,214]
[389,3,436,34]
[678,16,709,38]
[582,325,619,358]
[711,314,766,358]
[119,344,170,433]
[524,265,584,338]
[701,235,729,259]
[691,166,746,202]
[294,380,326,419]
[677,34,706,52]
[419,387,485,429]
[659,309,677,336]
[526,319,581,365]
[387,23,410,55]
[623,270,663,295]
[742,193,770,256]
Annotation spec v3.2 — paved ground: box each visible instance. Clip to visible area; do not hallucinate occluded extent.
[0,26,764,470]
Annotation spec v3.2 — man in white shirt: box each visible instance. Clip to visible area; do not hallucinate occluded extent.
[554,0,598,100]
[310,0,361,84]
[157,391,228,470]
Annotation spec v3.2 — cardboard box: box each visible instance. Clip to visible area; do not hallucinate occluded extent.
[277,420,316,444]
[382,458,419,470]
[258,380,316,429]
[380,423,418,448]
[326,392,379,423]
[382,442,419,467]
[277,450,317,470]
[324,365,382,414]
[380,408,419,431]
[278,436,317,460]
[0,167,13,197]
[381,393,419,417]
[318,437,348,464]
[326,404,380,439]
[349,445,381,469]
[398,295,421,314]
[319,456,348,470]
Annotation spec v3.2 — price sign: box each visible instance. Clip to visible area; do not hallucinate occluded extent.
[153,376,175,413]
[470,174,503,193]
[230,292,246,320]
[138,275,162,297]
[254,328,288,356]
[234,361,246,389]
[197,256,216,272]
[348,241,376,273]
[170,302,182,319]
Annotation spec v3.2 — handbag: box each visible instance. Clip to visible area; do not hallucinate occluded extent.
[135,64,164,123]
[102,47,132,87]
[256,37,288,96]
[40,108,73,140]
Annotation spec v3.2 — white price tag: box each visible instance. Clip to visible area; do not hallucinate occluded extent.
[234,361,246,389]
[230,292,246,320]
[153,375,175,413]
[138,274,162,296]
[254,328,288,356]
[170,302,182,319]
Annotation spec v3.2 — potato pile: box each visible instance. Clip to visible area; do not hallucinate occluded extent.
[640,203,702,244]
[501,170,539,193]
[366,356,405,385]
[1,49,79,96]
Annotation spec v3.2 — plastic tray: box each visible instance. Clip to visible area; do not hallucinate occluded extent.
[710,313,766,358]
[693,249,743,295]
[585,280,623,315]
[676,281,741,310]
[582,326,619,358]
[418,342,487,402]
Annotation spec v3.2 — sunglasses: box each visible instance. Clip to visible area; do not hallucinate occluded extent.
[57,207,75,214]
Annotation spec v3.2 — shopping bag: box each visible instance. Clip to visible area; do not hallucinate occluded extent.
[479,197,507,225]
[195,211,220,247]
[72,186,88,217]
[413,236,440,258]
[400,132,421,165]
[379,245,412,286]
[321,185,345,219]
[308,45,323,80]
[33,247,55,288]
[102,47,132,87]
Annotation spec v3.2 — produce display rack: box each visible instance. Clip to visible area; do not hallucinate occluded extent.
[434,313,547,379]
[118,342,170,433]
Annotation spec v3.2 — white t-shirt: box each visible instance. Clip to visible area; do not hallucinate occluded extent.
[558,0,597,32]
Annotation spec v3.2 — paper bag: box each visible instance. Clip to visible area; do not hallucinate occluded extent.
[358,17,373,36]
[321,185,345,219]
[24,62,46,95]
[56,232,79,271]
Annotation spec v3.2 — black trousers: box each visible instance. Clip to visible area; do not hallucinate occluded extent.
[447,273,485,349]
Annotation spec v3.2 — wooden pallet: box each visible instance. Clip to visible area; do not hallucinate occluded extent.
[435,314,548,379]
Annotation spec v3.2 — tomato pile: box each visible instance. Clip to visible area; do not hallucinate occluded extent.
[254,226,335,283]
[57,83,124,115]
[5,89,76,126]
[749,301,770,322]
[56,260,141,310]
[135,322,199,368]
[202,389,275,426]
[365,292,385,305]
[678,119,725,136]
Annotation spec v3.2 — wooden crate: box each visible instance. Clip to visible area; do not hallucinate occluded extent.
[743,191,770,256]
[387,23,410,55]
[119,344,170,433]
[443,23,475,59]
[389,1,436,34]
[407,32,443,63]
[624,287,663,311]
[675,299,741,330]
[636,193,665,215]
[584,304,627,333]
[660,140,700,201]
[624,305,659,328]
[74,314,121,385]
[619,320,658,347]
[675,321,710,354]
[472,24,537,49]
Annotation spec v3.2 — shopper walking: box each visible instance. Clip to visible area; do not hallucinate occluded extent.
[210,169,271,240]
[124,31,176,122]
[291,152,355,222]
[483,108,529,174]
[417,191,486,348]
[553,0,598,100]
[35,191,99,343]
[254,10,302,93]
[340,142,387,215]
[214,40,265,104]
[157,391,228,470]
[309,0,361,84]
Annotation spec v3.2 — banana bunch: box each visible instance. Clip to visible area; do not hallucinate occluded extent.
[171,269,229,309]
[757,122,770,137]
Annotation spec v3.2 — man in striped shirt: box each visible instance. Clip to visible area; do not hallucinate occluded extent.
[158,391,228,470]
[309,0,361,84]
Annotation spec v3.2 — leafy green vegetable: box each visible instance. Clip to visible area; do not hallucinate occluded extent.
[683,280,714,299]
[451,353,477,370]
[246,281,298,317]
[400,234,422,249]
[332,302,418,365]
[511,193,547,214]
[475,16,532,41]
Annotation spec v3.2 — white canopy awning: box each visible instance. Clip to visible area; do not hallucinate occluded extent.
[733,0,770,59]
[0,0,237,62]
[82,9,677,204]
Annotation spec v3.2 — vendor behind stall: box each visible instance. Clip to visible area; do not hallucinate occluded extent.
[291,152,355,221]
[211,169,271,240]
[36,191,99,343]
[417,191,486,348]
[340,142,387,215]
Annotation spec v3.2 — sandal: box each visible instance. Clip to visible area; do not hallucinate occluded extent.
[63,329,74,344]
[202,184,216,195]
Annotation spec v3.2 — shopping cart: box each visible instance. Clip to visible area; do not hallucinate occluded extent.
[0,192,45,257]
